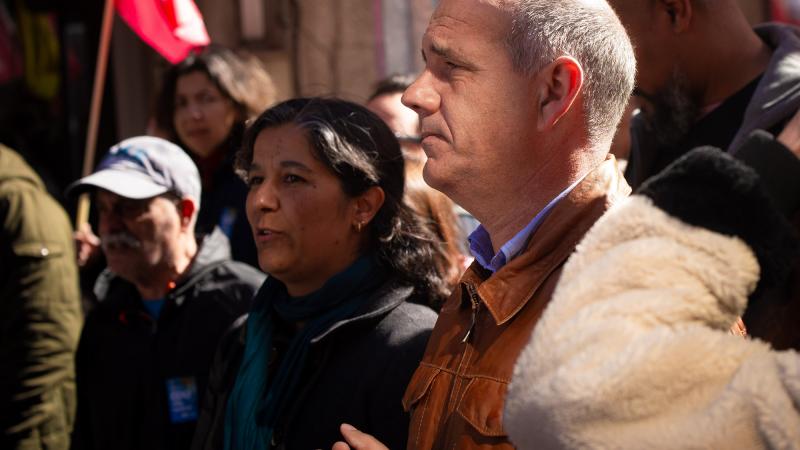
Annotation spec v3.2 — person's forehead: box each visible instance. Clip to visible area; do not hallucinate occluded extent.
[95,189,126,203]
[176,70,216,93]
[253,124,316,163]
[95,189,156,205]
[367,91,401,107]
[367,93,419,134]
[367,92,405,117]
[426,0,511,47]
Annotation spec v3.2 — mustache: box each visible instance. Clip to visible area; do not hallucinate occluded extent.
[101,232,141,250]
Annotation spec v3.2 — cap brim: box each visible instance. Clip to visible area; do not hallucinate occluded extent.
[67,169,169,199]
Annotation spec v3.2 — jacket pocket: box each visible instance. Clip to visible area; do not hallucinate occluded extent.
[12,240,65,259]
[402,364,440,412]
[456,377,508,437]
[402,364,443,449]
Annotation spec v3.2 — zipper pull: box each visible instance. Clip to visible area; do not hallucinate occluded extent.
[462,284,480,343]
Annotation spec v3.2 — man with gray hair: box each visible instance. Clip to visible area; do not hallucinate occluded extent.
[333,0,635,448]
[68,137,264,450]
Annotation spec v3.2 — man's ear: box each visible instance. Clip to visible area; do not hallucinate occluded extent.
[178,198,196,229]
[352,186,386,230]
[657,0,692,32]
[536,56,583,131]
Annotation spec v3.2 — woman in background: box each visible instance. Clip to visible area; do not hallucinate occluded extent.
[155,46,275,266]
[191,98,443,450]
[403,160,468,309]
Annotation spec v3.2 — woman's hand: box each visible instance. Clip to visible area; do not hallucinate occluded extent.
[331,424,388,450]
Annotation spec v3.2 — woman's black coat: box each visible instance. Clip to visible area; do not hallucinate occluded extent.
[191,278,437,450]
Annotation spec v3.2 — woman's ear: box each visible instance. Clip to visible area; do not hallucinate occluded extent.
[536,56,583,131]
[352,186,386,229]
[178,198,197,230]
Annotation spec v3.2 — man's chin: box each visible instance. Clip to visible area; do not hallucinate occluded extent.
[105,249,139,268]
[106,264,136,281]
[422,160,455,196]
[104,246,139,258]
[107,259,154,286]
[638,69,700,149]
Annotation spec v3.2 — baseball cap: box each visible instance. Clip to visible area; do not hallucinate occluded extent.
[68,136,202,205]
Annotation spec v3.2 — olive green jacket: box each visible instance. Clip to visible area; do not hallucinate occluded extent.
[0,145,82,450]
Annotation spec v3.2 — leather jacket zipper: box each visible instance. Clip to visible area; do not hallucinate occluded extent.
[444,282,481,417]
[462,283,481,343]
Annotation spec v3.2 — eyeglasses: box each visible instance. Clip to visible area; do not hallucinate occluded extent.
[395,133,422,145]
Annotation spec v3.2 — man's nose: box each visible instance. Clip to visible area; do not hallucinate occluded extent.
[402,71,439,118]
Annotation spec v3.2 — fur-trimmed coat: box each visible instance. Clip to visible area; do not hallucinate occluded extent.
[504,194,800,449]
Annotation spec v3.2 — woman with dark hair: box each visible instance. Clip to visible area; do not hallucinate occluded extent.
[155,45,276,266]
[191,98,441,450]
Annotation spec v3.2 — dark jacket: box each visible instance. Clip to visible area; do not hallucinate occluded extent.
[0,145,82,450]
[733,131,800,350]
[191,279,438,450]
[71,229,264,450]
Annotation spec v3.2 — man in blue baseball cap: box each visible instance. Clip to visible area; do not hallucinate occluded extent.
[68,136,264,450]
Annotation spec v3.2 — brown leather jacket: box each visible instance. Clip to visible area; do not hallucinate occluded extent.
[402,157,630,449]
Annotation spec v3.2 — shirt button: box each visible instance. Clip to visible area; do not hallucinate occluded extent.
[40,247,49,256]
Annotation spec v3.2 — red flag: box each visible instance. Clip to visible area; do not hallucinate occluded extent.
[115,0,210,63]
[771,0,800,24]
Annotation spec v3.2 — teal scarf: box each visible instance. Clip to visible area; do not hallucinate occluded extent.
[224,256,385,449]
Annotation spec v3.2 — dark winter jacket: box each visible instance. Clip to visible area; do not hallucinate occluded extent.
[191,279,438,450]
[0,145,82,450]
[731,131,800,350]
[71,229,264,450]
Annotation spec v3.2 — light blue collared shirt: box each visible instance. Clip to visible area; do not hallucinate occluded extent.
[468,177,585,273]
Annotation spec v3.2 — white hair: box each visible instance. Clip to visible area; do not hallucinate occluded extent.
[506,0,636,144]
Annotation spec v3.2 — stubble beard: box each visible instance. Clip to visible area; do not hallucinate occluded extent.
[637,68,701,150]
[106,239,172,289]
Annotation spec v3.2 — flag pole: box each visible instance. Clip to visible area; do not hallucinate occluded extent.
[75,0,115,228]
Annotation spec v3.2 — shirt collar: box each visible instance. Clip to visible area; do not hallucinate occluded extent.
[468,175,586,273]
